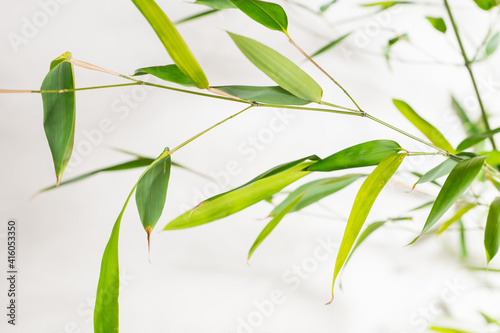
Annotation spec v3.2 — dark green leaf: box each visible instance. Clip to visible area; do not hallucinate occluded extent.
[410,156,486,244]
[307,140,402,172]
[133,65,195,87]
[132,0,209,88]
[310,33,351,58]
[194,0,236,9]
[229,0,288,35]
[457,127,500,152]
[426,17,447,33]
[214,85,310,105]
[41,52,76,185]
[228,32,323,103]
[485,197,500,264]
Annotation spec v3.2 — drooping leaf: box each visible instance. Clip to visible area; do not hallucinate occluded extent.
[320,0,338,12]
[228,32,323,103]
[485,197,500,264]
[343,221,386,269]
[437,203,476,235]
[393,99,455,153]
[270,174,365,216]
[229,0,288,35]
[473,0,499,10]
[310,33,351,58]
[410,156,486,244]
[194,0,236,9]
[248,194,304,260]
[94,187,136,333]
[451,95,479,136]
[41,52,76,185]
[132,0,209,88]
[457,127,500,152]
[175,9,219,24]
[426,17,447,33]
[486,32,500,56]
[307,140,402,172]
[133,65,195,87]
[136,148,172,232]
[329,153,406,301]
[214,85,310,105]
[164,161,314,230]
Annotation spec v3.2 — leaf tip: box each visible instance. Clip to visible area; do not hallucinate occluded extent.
[146,226,153,263]
[325,293,334,305]
[56,175,61,187]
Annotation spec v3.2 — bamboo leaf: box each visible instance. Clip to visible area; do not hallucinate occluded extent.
[451,95,479,136]
[248,194,304,260]
[457,127,500,152]
[410,156,486,244]
[132,0,209,88]
[270,174,365,216]
[414,159,458,188]
[41,52,76,185]
[164,161,314,230]
[175,9,219,24]
[361,1,412,10]
[307,140,402,172]
[480,312,500,326]
[228,32,323,103]
[426,17,447,33]
[229,0,288,35]
[343,221,386,269]
[473,0,499,10]
[320,0,338,12]
[214,85,310,105]
[94,187,136,333]
[329,153,406,300]
[429,327,472,333]
[485,197,500,264]
[194,0,236,9]
[136,148,172,232]
[133,65,195,87]
[437,203,476,235]
[393,99,455,153]
[486,32,500,56]
[310,33,351,58]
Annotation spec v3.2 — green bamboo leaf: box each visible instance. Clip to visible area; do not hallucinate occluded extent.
[175,9,219,24]
[410,156,486,244]
[136,148,172,233]
[485,197,500,264]
[414,159,458,188]
[451,95,479,136]
[132,0,209,88]
[270,174,365,216]
[486,32,500,56]
[94,187,135,333]
[458,219,468,259]
[410,172,441,187]
[473,0,499,10]
[194,0,236,9]
[426,17,447,33]
[41,52,76,185]
[320,0,338,12]
[343,221,385,269]
[329,153,406,301]
[229,0,288,35]
[437,203,476,235]
[361,1,412,10]
[429,327,472,333]
[307,140,402,172]
[480,312,500,326]
[248,194,304,260]
[393,99,455,153]
[310,33,351,58]
[133,65,195,87]
[164,161,314,230]
[457,127,500,152]
[214,85,310,105]
[228,32,323,103]
[411,201,434,211]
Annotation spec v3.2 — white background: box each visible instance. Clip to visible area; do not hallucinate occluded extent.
[1,0,500,332]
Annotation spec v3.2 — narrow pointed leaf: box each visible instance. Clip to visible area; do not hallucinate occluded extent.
[393,99,455,153]
[132,0,209,88]
[133,65,195,87]
[175,9,218,24]
[480,312,500,326]
[215,85,310,105]
[270,174,365,216]
[437,203,476,235]
[486,32,499,56]
[343,221,386,269]
[411,156,486,244]
[248,194,304,260]
[330,153,406,297]
[451,95,479,136]
[41,52,76,184]
[414,159,458,187]
[320,0,338,12]
[361,1,412,10]
[485,197,500,264]
[307,140,402,172]
[136,149,171,231]
[426,17,447,33]
[194,0,236,9]
[457,127,500,152]
[228,32,323,102]
[429,327,472,333]
[311,33,351,58]
[164,162,314,230]
[229,0,288,35]
[458,220,468,259]
[94,187,135,333]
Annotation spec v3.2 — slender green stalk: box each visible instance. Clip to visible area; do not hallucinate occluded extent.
[258,103,362,116]
[444,0,497,150]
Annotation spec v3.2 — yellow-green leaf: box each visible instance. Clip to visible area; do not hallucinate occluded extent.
[485,197,500,264]
[132,0,209,88]
[133,65,195,87]
[228,32,323,103]
[437,203,476,235]
[393,99,455,153]
[194,0,236,9]
[426,17,447,33]
[229,0,289,35]
[329,153,406,301]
